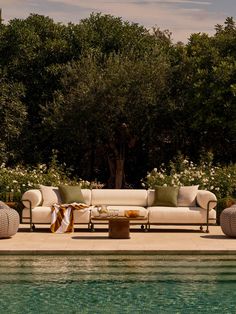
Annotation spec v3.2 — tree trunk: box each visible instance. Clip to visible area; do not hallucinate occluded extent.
[107,156,116,188]
[115,158,124,189]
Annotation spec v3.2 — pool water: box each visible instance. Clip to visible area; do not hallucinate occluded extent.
[1,255,236,313]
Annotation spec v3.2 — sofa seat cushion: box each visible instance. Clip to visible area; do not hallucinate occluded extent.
[22,206,91,224]
[73,208,91,224]
[91,206,148,222]
[148,206,216,224]
[22,206,51,223]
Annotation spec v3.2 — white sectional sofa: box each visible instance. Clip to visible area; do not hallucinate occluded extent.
[21,188,217,232]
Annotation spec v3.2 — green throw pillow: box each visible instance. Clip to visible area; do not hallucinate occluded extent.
[58,185,85,204]
[153,186,179,207]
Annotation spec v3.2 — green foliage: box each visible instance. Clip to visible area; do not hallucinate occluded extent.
[0,163,103,202]
[183,21,236,162]
[41,49,171,180]
[143,153,236,199]
[0,77,27,163]
[216,196,236,224]
[0,12,236,188]
[0,151,104,201]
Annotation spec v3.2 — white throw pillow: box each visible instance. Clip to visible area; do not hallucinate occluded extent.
[39,185,62,206]
[177,185,199,207]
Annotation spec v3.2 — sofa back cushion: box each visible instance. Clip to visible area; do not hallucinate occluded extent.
[177,185,199,207]
[81,189,92,205]
[91,189,147,206]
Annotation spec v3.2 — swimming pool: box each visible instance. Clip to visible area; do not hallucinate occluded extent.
[1,254,236,313]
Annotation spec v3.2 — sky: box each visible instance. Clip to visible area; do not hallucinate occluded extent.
[0,0,235,43]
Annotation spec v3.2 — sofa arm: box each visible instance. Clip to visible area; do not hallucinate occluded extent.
[22,189,42,209]
[197,190,217,210]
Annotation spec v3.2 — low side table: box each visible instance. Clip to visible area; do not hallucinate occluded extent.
[109,218,130,239]
[220,205,236,237]
[0,202,20,238]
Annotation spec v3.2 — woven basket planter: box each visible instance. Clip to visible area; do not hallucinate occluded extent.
[0,202,20,238]
[220,205,236,237]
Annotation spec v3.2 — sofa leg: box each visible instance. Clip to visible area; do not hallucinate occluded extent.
[200,225,203,231]
[145,224,148,232]
[141,224,145,231]
[90,223,95,232]
[30,224,35,232]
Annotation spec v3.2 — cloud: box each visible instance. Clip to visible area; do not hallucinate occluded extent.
[45,0,222,41]
[128,0,212,4]
[0,0,230,42]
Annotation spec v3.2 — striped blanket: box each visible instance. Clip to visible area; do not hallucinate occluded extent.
[50,203,89,233]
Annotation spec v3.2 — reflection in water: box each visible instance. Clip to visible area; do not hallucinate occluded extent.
[0,255,236,313]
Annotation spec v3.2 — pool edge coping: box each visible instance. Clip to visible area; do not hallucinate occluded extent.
[1,250,236,255]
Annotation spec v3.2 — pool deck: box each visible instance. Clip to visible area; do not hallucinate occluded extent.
[1,224,236,254]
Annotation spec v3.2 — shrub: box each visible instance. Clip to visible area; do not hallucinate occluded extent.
[0,158,104,202]
[142,153,236,200]
[216,196,236,224]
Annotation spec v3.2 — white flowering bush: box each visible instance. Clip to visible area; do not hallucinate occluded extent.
[142,154,236,200]
[0,159,104,202]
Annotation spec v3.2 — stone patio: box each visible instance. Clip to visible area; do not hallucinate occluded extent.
[0,224,235,254]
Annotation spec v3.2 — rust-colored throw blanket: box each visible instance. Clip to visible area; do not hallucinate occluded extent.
[50,203,89,233]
